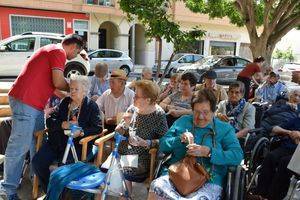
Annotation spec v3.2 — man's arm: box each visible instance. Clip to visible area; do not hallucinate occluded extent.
[52,69,69,91]
[272,126,291,136]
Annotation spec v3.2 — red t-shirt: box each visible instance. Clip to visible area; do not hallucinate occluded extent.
[238,62,261,78]
[9,44,66,110]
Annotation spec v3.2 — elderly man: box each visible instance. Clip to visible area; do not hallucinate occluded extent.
[195,70,228,103]
[96,69,134,132]
[255,72,287,104]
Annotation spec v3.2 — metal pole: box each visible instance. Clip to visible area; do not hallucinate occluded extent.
[131,22,135,64]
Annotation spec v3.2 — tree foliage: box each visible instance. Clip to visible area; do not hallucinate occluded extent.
[119,0,205,80]
[185,0,300,65]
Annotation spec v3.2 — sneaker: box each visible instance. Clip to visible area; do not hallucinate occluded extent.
[0,180,6,196]
[8,194,21,200]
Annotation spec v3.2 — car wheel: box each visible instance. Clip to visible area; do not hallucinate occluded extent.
[64,63,85,78]
[120,65,131,76]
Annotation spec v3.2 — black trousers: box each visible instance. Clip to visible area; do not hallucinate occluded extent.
[256,146,295,200]
[237,76,251,101]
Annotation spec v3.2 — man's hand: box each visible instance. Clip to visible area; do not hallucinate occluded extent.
[91,95,99,101]
[187,144,210,158]
[73,130,84,138]
[106,117,117,125]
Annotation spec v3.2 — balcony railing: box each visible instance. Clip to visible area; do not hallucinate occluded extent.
[86,0,115,7]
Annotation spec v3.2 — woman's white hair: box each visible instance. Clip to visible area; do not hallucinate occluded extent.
[69,75,90,95]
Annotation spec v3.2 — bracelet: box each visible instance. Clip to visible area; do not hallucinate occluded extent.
[146,140,152,148]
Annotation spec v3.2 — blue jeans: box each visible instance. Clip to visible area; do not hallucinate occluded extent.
[2,96,44,195]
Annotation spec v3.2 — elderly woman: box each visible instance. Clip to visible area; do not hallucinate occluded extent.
[216,81,256,138]
[148,89,243,200]
[160,72,197,127]
[157,73,179,103]
[89,62,110,101]
[116,80,168,196]
[32,75,101,193]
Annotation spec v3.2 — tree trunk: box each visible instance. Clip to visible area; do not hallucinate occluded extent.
[155,37,162,81]
[158,52,176,86]
[249,36,275,69]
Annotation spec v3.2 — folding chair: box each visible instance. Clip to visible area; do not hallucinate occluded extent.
[32,127,107,199]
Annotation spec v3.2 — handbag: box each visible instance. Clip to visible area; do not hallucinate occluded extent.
[168,119,216,196]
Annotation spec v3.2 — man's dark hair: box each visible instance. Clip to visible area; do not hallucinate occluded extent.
[181,72,197,87]
[62,34,83,49]
[191,88,217,112]
[254,56,265,63]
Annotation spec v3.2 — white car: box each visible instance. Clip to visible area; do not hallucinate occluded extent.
[88,49,134,75]
[0,32,90,77]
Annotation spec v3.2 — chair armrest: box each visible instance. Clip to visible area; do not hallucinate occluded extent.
[79,130,107,145]
[94,131,115,145]
[34,129,47,151]
[80,129,108,161]
[149,148,157,182]
[94,131,116,166]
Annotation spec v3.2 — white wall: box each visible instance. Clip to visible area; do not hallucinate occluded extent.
[275,29,300,63]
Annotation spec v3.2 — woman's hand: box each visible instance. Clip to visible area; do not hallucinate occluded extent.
[181,132,194,144]
[61,121,70,129]
[289,131,300,143]
[186,144,211,157]
[73,130,84,138]
[168,109,181,117]
[129,135,149,148]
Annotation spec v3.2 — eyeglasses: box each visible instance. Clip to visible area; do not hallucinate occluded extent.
[193,110,211,117]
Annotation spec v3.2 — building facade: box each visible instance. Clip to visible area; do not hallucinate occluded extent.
[0,0,252,69]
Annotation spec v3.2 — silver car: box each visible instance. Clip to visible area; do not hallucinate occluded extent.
[88,49,134,75]
[177,55,251,84]
[153,53,203,77]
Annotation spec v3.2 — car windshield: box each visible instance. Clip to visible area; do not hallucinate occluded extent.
[195,56,221,66]
[172,53,185,61]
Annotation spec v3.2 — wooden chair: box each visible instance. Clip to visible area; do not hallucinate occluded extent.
[94,132,157,185]
[32,129,107,199]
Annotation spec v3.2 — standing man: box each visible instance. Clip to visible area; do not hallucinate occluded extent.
[0,34,83,200]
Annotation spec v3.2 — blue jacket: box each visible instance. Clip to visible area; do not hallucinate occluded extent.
[159,115,243,187]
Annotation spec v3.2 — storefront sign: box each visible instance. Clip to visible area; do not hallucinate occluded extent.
[207,32,240,41]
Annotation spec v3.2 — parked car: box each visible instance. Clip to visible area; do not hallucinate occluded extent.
[177,55,251,84]
[0,32,90,78]
[88,49,134,75]
[152,53,203,77]
[277,62,300,83]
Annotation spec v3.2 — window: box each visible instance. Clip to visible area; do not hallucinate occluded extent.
[218,58,235,67]
[74,20,88,50]
[210,41,236,55]
[193,55,203,62]
[11,15,64,36]
[236,58,249,67]
[5,38,35,52]
[40,38,62,47]
[181,55,194,63]
[109,51,122,58]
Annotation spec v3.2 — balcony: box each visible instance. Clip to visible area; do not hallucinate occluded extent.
[83,0,123,16]
[86,0,115,7]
